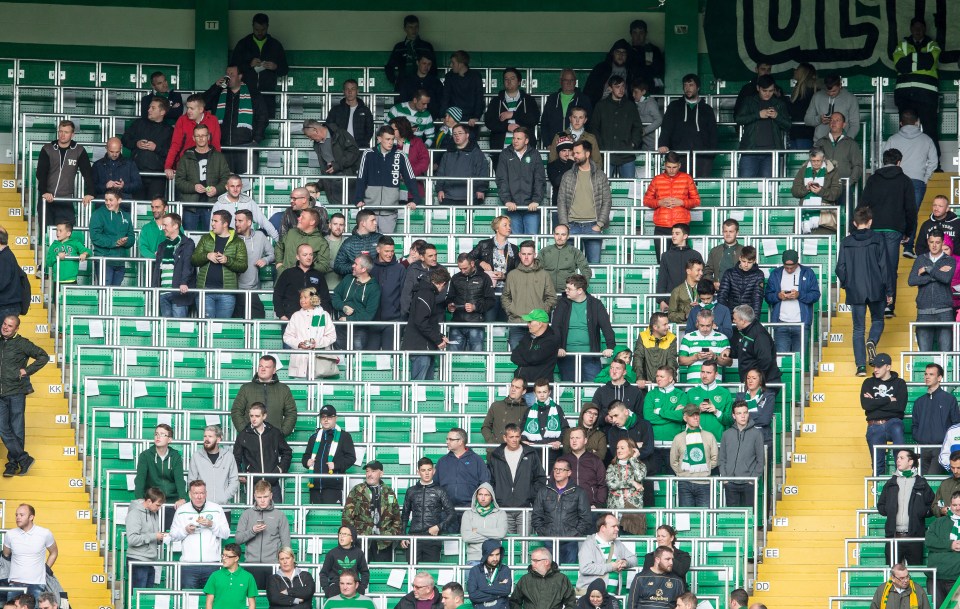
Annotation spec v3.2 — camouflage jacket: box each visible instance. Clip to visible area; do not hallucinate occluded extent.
[343,482,402,550]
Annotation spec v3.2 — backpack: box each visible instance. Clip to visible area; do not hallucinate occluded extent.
[18,267,30,315]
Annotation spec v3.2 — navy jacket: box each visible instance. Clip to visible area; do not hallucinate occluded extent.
[912,388,960,445]
[370,257,407,321]
[540,89,593,147]
[436,448,491,507]
[764,265,821,326]
[467,540,513,609]
[354,146,423,205]
[92,156,142,199]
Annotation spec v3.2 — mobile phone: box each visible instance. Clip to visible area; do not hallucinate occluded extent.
[701,348,710,353]
[256,519,264,526]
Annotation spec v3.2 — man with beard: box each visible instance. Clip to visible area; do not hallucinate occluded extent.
[658,74,718,178]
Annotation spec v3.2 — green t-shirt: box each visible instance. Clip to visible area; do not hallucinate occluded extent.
[566,299,591,352]
[203,567,257,609]
[326,595,378,609]
[559,92,575,120]
[684,384,734,442]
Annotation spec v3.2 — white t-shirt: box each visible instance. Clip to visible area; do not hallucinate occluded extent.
[778,268,802,323]
[4,524,55,585]
[504,447,523,479]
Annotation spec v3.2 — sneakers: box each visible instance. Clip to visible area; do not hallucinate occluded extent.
[17,456,34,476]
[903,249,916,259]
[856,366,867,377]
[884,307,894,319]
[866,340,877,366]
[3,463,18,477]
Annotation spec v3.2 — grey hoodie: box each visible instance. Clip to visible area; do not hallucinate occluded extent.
[235,501,292,562]
[718,419,764,479]
[125,498,162,561]
[460,482,508,562]
[189,448,240,505]
[882,124,938,182]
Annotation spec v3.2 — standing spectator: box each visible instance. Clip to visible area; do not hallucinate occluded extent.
[643,152,701,246]
[325,213,347,290]
[685,361,734,443]
[803,74,860,141]
[467,541,512,609]
[892,17,942,171]
[488,424,547,534]
[632,79,663,151]
[369,236,407,350]
[558,428,608,508]
[273,245,331,324]
[302,405,357,505]
[877,449,934,567]
[735,74,790,178]
[202,542,257,609]
[541,70,594,148]
[686,280,733,340]
[496,127,546,235]
[868,564,932,609]
[231,13,288,118]
[395,573,442,609]
[169,480,231,589]
[551,274,615,382]
[589,76,642,180]
[815,112,863,203]
[908,230,956,352]
[628,548,684,609]
[232,209,273,319]
[2,505,58,601]
[917,195,960,257]
[480,378,529,455]
[0,233,22,322]
[355,126,422,235]
[555,140,612,264]
[442,51,485,130]
[188,425,239,506]
[174,123,231,231]
[656,223,703,308]
[269,188,312,239]
[437,122,489,206]
[400,457,453,563]
[283,287,337,379]
[631,312,678,389]
[677,310,732,382]
[318,526,369,598]
[231,355,297,438]
[138,197,168,259]
[385,91,436,147]
[89,188,135,286]
[606,403,657,489]
[36,120,93,227]
[332,255,381,350]
[627,20,665,89]
[469,216,519,320]
[590,360,642,425]
[326,79,375,148]
[576,513,638,592]
[719,401,764,508]
[235,480,292,588]
[343,460,402,563]
[437,427,491,532]
[705,219,744,290]
[267,548,316,609]
[91,137,142,200]
[732,305,782,386]
[399,241,440,321]
[912,363,960,474]
[133,423,186,513]
[933,452,960,517]
[213,175,278,239]
[402,267,451,380]
[397,53,444,119]
[584,41,639,106]
[539,224,592,293]
[547,108,600,167]
[509,548,576,609]
[718,247,764,319]
[549,140,576,209]
[512,310,562,386]
[503,242,557,349]
[786,63,817,150]
[670,404,718,507]
[302,119,362,208]
[384,15,435,91]
[883,109,939,219]
[233,404,293,502]
[860,352,907,476]
[202,65,267,174]
[191,210,248,319]
[45,220,90,287]
[164,94,222,182]
[737,369,776,451]
[521,379,570,460]
[274,208,332,274]
[733,62,782,115]
[765,249,821,353]
[446,253,495,351]
[485,68,541,151]
[926,492,960,607]
[126,488,166,590]
[658,74,718,178]
[643,366,687,474]
[461,485,508,563]
[139,71,183,122]
[667,258,704,324]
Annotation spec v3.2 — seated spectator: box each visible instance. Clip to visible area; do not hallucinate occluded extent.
[266,547,316,609]
[684,361,734,443]
[656,223,703,309]
[164,93,221,180]
[467,541,512,608]
[719,400,764,508]
[552,274,615,382]
[495,127,546,235]
[539,225,592,293]
[332,255,381,350]
[385,90,435,146]
[230,355,297,438]
[736,368,776,450]
[92,137,142,200]
[512,310,562,388]
[436,123,489,206]
[402,267,451,380]
[548,137,576,206]
[718,249,764,321]
[302,405,357,505]
[446,253,495,352]
[480,378,528,456]
[326,79,375,148]
[343,460,401,563]
[631,312,678,389]
[591,358,641,422]
[765,249,821,352]
[442,51,485,131]
[89,187,135,286]
[577,580,620,609]
[792,146,841,234]
[641,526,691,581]
[396,52,443,118]
[577,513,637,593]
[45,220,90,287]
[394,572,442,609]
[670,404,719,507]
[283,287,337,379]
[437,428,490,533]
[484,68,541,151]
[140,71,183,122]
[532,459,593,564]
[667,258,704,324]
[235,480,292,588]
[319,526,370,598]
[152,212,197,318]
[521,378,571,460]
[202,64,268,174]
[733,305,783,386]
[643,152,700,247]
[685,279,733,340]
[400,457,453,563]
[558,428,608,508]
[390,116,429,203]
[678,309,732,382]
[139,197,168,259]
[233,404,293,502]
[503,242,558,349]
[191,210,248,319]
[174,123,230,231]
[925,491,960,606]
[274,245,331,323]
[510,547,576,609]
[735,74,790,178]
[461,485,508,563]
[355,126,422,235]
[704,218,743,290]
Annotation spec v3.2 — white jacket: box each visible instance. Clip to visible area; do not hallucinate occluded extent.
[938,423,960,471]
[169,500,230,564]
[283,307,337,378]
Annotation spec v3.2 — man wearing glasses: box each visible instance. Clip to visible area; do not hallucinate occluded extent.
[134,423,187,525]
[203,543,257,609]
[435,427,490,532]
[509,547,576,609]
[869,563,932,609]
[531,461,592,564]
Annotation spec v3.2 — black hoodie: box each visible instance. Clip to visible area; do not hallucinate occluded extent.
[583,40,640,106]
[860,165,916,234]
[318,525,370,598]
[860,372,908,422]
[576,578,621,609]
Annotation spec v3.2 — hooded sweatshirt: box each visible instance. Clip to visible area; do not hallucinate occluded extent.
[318,525,370,598]
[467,539,513,609]
[125,498,162,561]
[89,205,135,267]
[134,445,187,502]
[235,500,292,563]
[882,125,938,183]
[461,483,508,562]
[188,447,240,505]
[561,404,609,458]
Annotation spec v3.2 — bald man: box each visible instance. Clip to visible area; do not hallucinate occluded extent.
[92,136,143,201]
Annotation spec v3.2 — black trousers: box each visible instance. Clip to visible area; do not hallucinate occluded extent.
[233,293,265,319]
[309,486,343,505]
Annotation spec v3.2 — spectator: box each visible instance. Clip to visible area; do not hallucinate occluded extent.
[139,71,183,122]
[657,74,718,178]
[926,491,960,606]
[684,361,733,442]
[933,451,960,517]
[343,460,402,563]
[641,525,692,582]
[395,573,442,609]
[400,242,440,321]
[389,116,429,204]
[877,449,933,567]
[631,312,678,389]
[302,119,362,208]
[589,76,642,181]
[883,110,939,226]
[704,219,743,290]
[433,106,463,153]
[326,79,375,148]
[2,505,58,601]
[441,583,468,609]
[736,369,776,450]
[397,52,444,119]
[891,17,942,171]
[503,242,558,349]
[577,513,638,592]
[765,249,821,352]
[188,425,239,506]
[446,253,495,352]
[442,51,485,130]
[733,303,782,384]
[539,224,592,293]
[541,70,593,149]
[735,74,790,178]
[355,126,421,235]
[275,208,332,275]
[656,223,703,308]
[203,542,257,609]
[125,488,166,590]
[677,310,732,382]
[269,188,312,239]
[437,427,491,532]
[485,68,541,151]
[213,175,278,239]
[169,480,230,589]
[670,404,718,507]
[318,526,369,598]
[332,255,381,350]
[627,20,664,89]
[552,274,615,382]
[917,194,960,257]
[548,139,577,207]
[325,213,347,290]
[495,127,546,235]
[273,244,331,324]
[233,404,293,502]
[606,403,656,488]
[401,457,453,563]
[521,378,570,461]
[164,94,221,181]
[509,547,576,609]
[786,63,817,150]
[719,401,764,508]
[908,230,956,352]
[133,423,186,515]
[815,111,863,199]
[231,13,288,118]
[576,580,619,609]
[437,123,489,206]
[335,211,383,277]
[792,146,841,235]
[92,137,142,200]
[469,216,519,320]
[685,279,733,340]
[590,360,642,425]
[138,197,168,259]
[803,73,861,141]
[667,258,704,324]
[868,564,932,609]
[386,90,435,147]
[230,355,297,437]
[384,15,436,91]
[860,351,908,475]
[512,310,562,386]
[488,424,547,534]
[629,547,684,609]
[555,140,611,264]
[202,65,267,174]
[89,187,135,286]
[733,62,782,116]
[303,405,357,505]
[367,236,407,350]
[232,209,273,319]
[36,119,93,226]
[643,366,686,473]
[467,541,512,609]
[558,428,608,508]
[643,152,701,247]
[44,220,90,287]
[912,363,960,474]
[283,287,337,379]
[481,378,529,455]
[235,480,292,588]
[632,79,663,152]
[174,124,230,231]
[191,210,248,318]
[461,485,508,563]
[584,41,639,106]
[266,547,316,609]
[402,267,451,380]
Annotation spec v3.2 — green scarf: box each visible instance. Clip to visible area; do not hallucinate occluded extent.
[308,425,341,488]
[475,504,494,517]
[216,84,254,131]
[951,513,960,541]
[898,468,915,478]
[597,537,623,594]
[621,412,637,430]
[802,163,826,203]
[700,301,716,311]
[523,400,562,441]
[879,580,920,609]
[681,426,708,473]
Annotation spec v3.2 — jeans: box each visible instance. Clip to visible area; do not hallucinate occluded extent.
[0,393,27,464]
[916,311,954,352]
[410,355,436,380]
[336,326,370,350]
[508,326,527,351]
[159,292,190,318]
[774,325,805,353]
[507,210,540,235]
[878,231,902,311]
[448,327,485,351]
[557,354,601,383]
[738,153,773,178]
[568,221,602,264]
[724,482,755,508]
[905,180,925,251]
[6,584,44,602]
[677,481,711,507]
[851,301,885,367]
[129,561,155,589]
[103,264,126,286]
[203,293,236,319]
[180,564,218,589]
[613,160,637,179]
[182,206,211,232]
[865,418,905,476]
[558,540,580,565]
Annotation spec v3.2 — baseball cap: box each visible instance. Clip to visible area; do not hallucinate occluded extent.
[873,353,892,367]
[364,460,384,471]
[319,405,338,417]
[782,250,799,264]
[521,309,550,323]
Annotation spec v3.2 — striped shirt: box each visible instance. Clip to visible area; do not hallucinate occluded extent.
[678,329,730,381]
[385,102,435,146]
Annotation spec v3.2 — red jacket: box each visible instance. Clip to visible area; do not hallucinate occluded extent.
[164,111,222,170]
[399,137,428,199]
[642,171,701,228]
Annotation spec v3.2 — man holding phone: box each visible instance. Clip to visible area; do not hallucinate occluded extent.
[678,309,732,382]
[234,479,291,589]
[764,249,820,353]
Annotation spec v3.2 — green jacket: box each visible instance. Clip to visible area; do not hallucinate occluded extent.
[133,445,188,502]
[45,236,91,282]
[643,386,686,447]
[0,334,50,397]
[275,227,332,274]
[537,244,592,293]
[138,220,165,258]
[342,481,402,550]
[925,515,960,580]
[174,148,231,202]
[89,206,135,267]
[509,562,576,609]
[684,384,733,442]
[735,95,792,150]
[190,229,248,289]
[332,276,381,321]
[230,374,298,436]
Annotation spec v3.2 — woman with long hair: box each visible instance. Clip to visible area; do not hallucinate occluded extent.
[788,62,818,150]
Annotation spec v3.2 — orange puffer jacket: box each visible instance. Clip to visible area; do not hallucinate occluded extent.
[642,171,701,228]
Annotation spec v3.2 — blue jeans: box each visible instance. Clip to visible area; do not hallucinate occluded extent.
[865,418,905,476]
[738,153,773,178]
[774,325,805,353]
[508,326,527,351]
[103,264,125,286]
[789,138,813,151]
[851,301,885,367]
[568,221,602,264]
[916,312,954,352]
[677,481,711,507]
[129,561,155,589]
[878,231,902,310]
[559,540,579,565]
[203,293,236,319]
[448,327,485,351]
[159,292,190,318]
[507,210,540,235]
[6,584,44,602]
[410,355,436,380]
[181,564,218,589]
[0,393,27,465]
[613,160,636,179]
[557,354,601,383]
[905,180,926,251]
[182,207,211,232]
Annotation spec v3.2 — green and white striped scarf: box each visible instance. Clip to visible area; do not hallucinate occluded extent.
[523,400,562,441]
[502,94,521,148]
[216,84,253,131]
[596,537,623,593]
[159,236,180,288]
[681,426,708,473]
